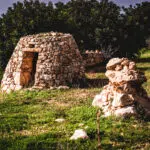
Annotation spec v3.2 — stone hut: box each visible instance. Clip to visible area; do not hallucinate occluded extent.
[1,32,85,93]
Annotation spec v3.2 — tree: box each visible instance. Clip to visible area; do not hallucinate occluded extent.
[54,0,120,51]
[0,0,149,69]
[118,2,150,57]
[0,0,54,69]
[94,0,120,48]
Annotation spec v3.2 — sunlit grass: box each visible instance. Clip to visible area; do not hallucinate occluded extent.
[139,49,150,59]
[0,51,150,149]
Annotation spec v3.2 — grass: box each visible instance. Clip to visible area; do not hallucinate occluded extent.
[137,49,150,94]
[0,50,150,150]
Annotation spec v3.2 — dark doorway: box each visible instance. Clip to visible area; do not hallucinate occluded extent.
[29,52,38,86]
[21,52,38,87]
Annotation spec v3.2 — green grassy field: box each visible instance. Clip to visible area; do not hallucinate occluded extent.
[0,51,150,150]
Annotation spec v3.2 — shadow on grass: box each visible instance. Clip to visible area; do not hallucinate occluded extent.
[0,127,149,150]
[0,113,28,133]
[72,78,108,88]
[0,132,98,150]
[136,58,150,63]
[85,63,107,73]
[0,131,122,150]
[136,56,150,71]
[86,78,108,88]
[138,67,150,71]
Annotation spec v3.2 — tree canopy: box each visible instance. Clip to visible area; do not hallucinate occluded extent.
[0,0,149,69]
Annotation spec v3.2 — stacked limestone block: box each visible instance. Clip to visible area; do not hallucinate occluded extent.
[1,32,85,93]
[82,50,104,67]
[92,58,150,117]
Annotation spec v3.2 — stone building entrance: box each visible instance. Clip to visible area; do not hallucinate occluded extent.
[20,51,38,87]
[1,32,85,93]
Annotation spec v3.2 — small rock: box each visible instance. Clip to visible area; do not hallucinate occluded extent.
[70,129,88,140]
[106,58,122,70]
[92,93,109,108]
[84,126,89,129]
[50,86,57,90]
[78,123,84,127]
[121,58,130,66]
[51,32,57,36]
[85,50,89,53]
[57,86,69,90]
[114,106,136,117]
[55,118,65,123]
[129,61,136,70]
[115,65,123,71]
[15,85,23,91]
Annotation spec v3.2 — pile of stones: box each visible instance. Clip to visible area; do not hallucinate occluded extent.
[82,50,104,67]
[92,58,150,117]
[1,32,85,93]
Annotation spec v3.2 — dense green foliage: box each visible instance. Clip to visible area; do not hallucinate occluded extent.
[0,0,150,69]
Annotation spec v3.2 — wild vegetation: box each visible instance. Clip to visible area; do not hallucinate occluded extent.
[0,51,150,150]
[0,0,150,69]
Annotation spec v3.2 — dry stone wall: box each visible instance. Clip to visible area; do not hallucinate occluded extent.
[1,32,85,93]
[82,50,104,67]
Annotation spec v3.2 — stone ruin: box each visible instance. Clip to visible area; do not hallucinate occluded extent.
[92,58,150,117]
[1,32,85,93]
[82,50,104,67]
